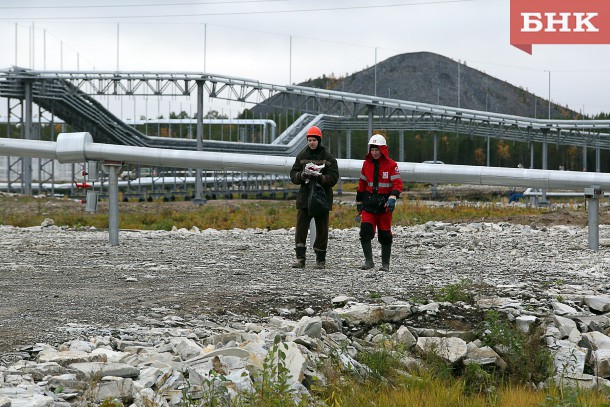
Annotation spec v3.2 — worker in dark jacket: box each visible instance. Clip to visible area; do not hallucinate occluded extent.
[356,134,403,271]
[289,126,339,269]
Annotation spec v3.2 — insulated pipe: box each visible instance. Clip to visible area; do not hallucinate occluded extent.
[4,134,610,190]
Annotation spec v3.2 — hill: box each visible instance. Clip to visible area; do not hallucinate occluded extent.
[253,51,580,119]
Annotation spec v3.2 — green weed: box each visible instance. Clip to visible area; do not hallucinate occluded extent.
[479,310,553,385]
[434,279,476,304]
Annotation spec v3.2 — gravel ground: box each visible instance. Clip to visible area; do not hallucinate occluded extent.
[2,211,610,361]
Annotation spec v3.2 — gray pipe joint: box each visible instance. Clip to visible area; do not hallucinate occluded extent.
[56,132,93,163]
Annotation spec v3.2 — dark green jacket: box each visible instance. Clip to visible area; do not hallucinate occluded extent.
[290,145,339,210]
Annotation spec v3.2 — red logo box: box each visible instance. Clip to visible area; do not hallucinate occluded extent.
[510,0,610,54]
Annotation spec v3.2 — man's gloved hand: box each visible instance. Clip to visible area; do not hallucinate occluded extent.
[386,196,396,212]
[356,203,363,213]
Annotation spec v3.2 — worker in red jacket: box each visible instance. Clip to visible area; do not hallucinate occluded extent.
[356,134,403,271]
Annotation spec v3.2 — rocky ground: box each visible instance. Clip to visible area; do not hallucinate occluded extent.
[1,193,609,359]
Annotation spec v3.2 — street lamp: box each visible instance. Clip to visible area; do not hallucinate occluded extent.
[547,70,551,119]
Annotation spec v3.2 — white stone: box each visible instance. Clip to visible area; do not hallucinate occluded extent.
[394,326,417,348]
[553,315,578,339]
[37,350,106,366]
[415,337,467,364]
[581,331,610,351]
[68,362,140,379]
[293,316,322,339]
[515,315,537,333]
[170,337,203,361]
[584,295,610,312]
[551,302,578,315]
[553,345,587,376]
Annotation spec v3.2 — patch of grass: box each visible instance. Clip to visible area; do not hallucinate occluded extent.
[433,279,476,304]
[478,310,553,385]
[0,195,555,231]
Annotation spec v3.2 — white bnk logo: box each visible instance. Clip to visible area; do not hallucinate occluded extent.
[521,12,599,32]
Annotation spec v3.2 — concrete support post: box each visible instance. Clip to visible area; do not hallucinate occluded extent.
[486,135,490,167]
[588,197,599,251]
[432,131,438,198]
[23,80,33,195]
[585,187,601,251]
[596,147,601,173]
[194,81,205,204]
[346,130,352,159]
[103,163,122,246]
[367,106,374,137]
[399,130,404,162]
[336,131,342,196]
[541,133,548,205]
[583,144,588,171]
[433,131,438,162]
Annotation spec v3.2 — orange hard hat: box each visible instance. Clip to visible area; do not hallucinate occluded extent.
[306,126,322,138]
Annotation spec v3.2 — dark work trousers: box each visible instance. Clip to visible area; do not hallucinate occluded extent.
[295,207,329,252]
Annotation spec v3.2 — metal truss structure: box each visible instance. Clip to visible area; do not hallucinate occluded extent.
[1,67,609,198]
[1,68,609,149]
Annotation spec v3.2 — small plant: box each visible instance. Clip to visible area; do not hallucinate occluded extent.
[418,345,456,382]
[368,291,381,299]
[462,362,495,397]
[242,335,297,405]
[479,310,553,385]
[357,328,407,382]
[180,369,230,407]
[99,399,124,407]
[358,348,395,379]
[434,279,475,304]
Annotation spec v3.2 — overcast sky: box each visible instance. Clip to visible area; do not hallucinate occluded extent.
[1,0,609,118]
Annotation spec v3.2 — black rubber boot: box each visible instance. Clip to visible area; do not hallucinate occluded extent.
[379,244,391,271]
[292,246,306,268]
[360,239,374,270]
[314,250,326,269]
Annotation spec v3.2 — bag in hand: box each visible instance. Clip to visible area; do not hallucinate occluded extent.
[308,178,331,217]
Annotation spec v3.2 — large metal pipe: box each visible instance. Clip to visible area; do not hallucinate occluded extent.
[3,133,610,190]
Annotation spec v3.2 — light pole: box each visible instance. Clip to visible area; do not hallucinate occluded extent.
[457,60,461,108]
[547,70,551,119]
[203,23,207,72]
[374,47,378,96]
[116,23,120,71]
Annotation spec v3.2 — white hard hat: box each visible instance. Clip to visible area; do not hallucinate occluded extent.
[368,134,386,147]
